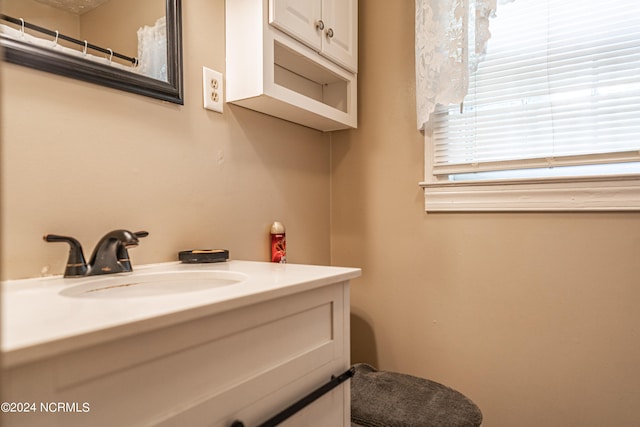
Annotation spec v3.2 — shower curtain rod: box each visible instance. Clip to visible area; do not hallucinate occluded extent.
[1,14,138,65]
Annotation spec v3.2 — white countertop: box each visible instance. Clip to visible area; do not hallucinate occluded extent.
[2,260,361,368]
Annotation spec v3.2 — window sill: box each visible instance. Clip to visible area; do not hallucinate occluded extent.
[419,175,640,212]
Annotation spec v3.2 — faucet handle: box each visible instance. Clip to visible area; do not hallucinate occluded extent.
[134,231,149,239]
[116,231,148,268]
[43,234,88,277]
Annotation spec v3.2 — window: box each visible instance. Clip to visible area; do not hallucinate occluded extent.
[421,0,640,211]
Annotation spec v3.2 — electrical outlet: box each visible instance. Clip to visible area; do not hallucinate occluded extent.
[203,67,223,113]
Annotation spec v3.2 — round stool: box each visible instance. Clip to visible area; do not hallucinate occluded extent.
[351,363,482,427]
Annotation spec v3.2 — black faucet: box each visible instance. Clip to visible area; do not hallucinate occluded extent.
[44,230,148,278]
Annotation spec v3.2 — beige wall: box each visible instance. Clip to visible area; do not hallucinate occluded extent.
[332,1,640,426]
[1,0,331,280]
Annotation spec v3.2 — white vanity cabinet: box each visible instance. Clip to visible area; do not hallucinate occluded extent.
[226,0,358,131]
[269,0,358,73]
[1,262,359,427]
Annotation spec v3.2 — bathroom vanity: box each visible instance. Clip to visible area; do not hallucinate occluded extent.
[1,261,360,426]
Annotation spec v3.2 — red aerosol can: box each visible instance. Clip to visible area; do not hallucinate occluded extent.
[270,221,286,263]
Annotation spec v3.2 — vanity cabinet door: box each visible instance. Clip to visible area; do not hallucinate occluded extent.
[269,0,357,72]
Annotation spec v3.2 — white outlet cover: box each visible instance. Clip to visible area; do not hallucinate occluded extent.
[203,67,223,113]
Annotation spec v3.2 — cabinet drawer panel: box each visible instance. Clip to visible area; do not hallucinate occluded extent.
[55,284,342,388]
[52,286,344,426]
[157,359,349,427]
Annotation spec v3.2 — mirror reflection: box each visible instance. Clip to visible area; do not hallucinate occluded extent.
[2,0,167,81]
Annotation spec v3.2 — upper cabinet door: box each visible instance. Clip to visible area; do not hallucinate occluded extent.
[321,0,358,72]
[269,0,322,51]
[269,0,358,73]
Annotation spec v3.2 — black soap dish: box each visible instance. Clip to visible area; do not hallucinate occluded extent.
[179,249,229,263]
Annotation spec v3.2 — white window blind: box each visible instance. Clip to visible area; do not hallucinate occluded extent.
[430,0,640,179]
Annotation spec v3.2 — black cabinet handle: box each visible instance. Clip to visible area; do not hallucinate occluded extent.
[232,367,354,427]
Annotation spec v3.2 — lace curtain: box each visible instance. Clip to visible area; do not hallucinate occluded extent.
[137,16,168,82]
[415,0,509,129]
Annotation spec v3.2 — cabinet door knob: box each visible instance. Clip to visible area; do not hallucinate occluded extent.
[326,28,334,38]
[316,19,325,30]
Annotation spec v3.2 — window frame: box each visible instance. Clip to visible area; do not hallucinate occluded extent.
[421,133,640,212]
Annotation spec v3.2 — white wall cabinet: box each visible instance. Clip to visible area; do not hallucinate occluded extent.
[226,0,358,131]
[269,0,358,73]
[2,282,352,426]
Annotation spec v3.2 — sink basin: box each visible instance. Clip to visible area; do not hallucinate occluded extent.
[59,270,248,299]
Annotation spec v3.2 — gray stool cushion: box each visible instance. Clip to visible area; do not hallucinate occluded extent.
[351,363,482,427]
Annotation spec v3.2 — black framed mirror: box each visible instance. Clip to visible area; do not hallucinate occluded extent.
[0,0,183,104]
